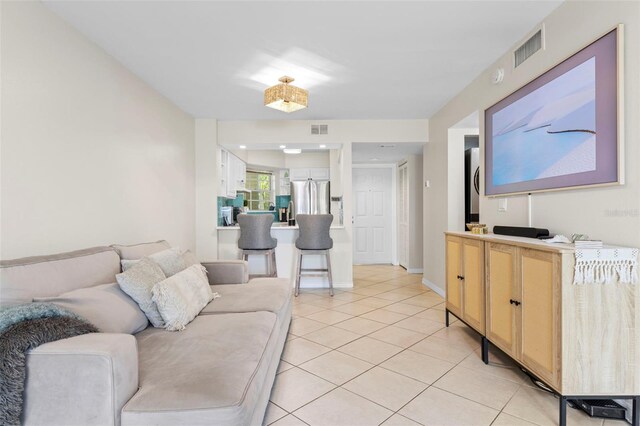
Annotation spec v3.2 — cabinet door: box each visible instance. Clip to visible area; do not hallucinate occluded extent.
[445,236,463,318]
[226,154,237,198]
[290,168,310,181]
[310,168,330,180]
[462,239,485,334]
[236,159,246,190]
[486,243,518,358]
[219,149,228,196]
[520,249,561,390]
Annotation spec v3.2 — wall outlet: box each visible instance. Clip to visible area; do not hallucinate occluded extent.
[425,180,431,188]
[498,198,508,212]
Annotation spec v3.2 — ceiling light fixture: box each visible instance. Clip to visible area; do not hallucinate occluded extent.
[319,144,327,148]
[239,145,247,149]
[279,145,287,149]
[283,148,302,155]
[264,76,308,113]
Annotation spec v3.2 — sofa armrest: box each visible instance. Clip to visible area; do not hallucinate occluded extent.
[202,260,249,284]
[22,333,138,426]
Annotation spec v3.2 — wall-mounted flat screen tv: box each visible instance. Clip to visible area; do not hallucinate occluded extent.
[484,27,622,196]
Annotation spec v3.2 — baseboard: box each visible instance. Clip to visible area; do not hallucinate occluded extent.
[406,268,423,274]
[422,277,445,298]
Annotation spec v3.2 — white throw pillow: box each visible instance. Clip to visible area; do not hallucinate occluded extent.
[121,247,189,277]
[152,265,217,331]
[116,258,167,328]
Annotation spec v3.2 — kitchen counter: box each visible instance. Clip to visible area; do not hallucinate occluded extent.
[217,223,348,289]
[217,224,345,230]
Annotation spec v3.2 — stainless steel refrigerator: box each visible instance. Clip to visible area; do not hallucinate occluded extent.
[290,179,331,217]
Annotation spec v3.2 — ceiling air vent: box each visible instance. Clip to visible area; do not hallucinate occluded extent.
[514,27,543,68]
[311,124,328,135]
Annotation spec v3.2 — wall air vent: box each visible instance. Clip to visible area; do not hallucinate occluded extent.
[514,27,544,68]
[311,124,328,135]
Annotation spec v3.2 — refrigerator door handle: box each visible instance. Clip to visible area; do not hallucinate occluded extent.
[308,179,317,214]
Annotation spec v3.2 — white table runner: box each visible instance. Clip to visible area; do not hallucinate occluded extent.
[574,247,639,285]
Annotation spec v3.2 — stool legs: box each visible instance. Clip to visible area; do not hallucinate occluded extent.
[271,249,278,277]
[295,250,302,296]
[325,250,334,297]
[294,249,333,297]
[242,249,278,278]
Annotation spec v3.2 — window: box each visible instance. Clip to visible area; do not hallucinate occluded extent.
[245,171,274,210]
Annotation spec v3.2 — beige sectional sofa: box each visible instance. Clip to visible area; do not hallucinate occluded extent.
[0,240,292,426]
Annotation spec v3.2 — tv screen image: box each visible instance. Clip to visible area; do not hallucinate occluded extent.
[485,27,621,196]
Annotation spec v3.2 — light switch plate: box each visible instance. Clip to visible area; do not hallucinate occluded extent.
[498,198,508,212]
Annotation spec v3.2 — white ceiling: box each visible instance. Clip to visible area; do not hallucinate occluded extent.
[44,1,562,121]
[352,142,424,164]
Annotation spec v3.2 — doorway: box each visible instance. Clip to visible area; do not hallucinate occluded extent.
[447,112,480,231]
[398,162,409,268]
[352,166,393,264]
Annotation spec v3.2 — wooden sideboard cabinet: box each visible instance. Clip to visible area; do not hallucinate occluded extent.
[445,235,485,334]
[444,232,639,426]
[486,243,561,390]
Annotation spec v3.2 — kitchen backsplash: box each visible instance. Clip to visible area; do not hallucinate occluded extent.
[217,194,290,226]
[217,194,245,226]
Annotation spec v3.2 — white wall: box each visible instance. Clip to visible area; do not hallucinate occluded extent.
[218,119,428,145]
[0,1,195,259]
[246,150,286,169]
[195,119,218,261]
[407,154,424,271]
[424,1,640,292]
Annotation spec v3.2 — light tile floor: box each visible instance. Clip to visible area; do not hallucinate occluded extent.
[266,265,626,426]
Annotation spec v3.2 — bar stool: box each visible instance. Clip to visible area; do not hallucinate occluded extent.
[237,214,278,277]
[294,214,334,297]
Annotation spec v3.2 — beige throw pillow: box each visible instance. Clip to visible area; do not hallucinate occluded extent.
[151,265,217,331]
[116,258,167,328]
[34,283,149,334]
[121,247,188,277]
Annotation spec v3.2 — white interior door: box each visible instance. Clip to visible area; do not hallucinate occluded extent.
[398,163,409,268]
[353,167,392,264]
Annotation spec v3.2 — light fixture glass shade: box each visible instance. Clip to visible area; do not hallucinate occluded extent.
[264,76,308,113]
[283,148,302,154]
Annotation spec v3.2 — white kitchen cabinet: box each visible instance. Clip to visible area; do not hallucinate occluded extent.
[279,169,290,195]
[290,168,329,181]
[220,149,246,198]
[235,157,246,190]
[309,168,330,180]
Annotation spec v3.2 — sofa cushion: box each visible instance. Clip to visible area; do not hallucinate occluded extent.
[152,265,215,331]
[34,283,148,334]
[0,247,120,307]
[203,278,291,321]
[112,240,171,261]
[122,312,278,425]
[116,258,167,328]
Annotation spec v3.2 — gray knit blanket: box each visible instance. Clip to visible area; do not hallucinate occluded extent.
[0,303,98,426]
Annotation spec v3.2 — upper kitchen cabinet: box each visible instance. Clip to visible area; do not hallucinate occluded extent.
[289,167,330,181]
[219,148,246,198]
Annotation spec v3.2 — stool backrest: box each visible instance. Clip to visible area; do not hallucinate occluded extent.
[237,214,277,250]
[295,214,333,250]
